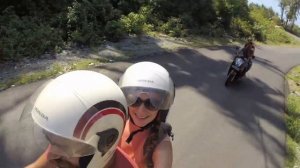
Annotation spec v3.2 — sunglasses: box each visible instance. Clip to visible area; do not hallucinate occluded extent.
[130,97,161,111]
[122,87,171,110]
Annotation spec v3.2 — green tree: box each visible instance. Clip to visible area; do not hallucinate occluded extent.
[250,4,293,43]
[215,0,250,29]
[279,0,300,30]
[0,7,63,60]
[116,0,148,14]
[67,0,120,45]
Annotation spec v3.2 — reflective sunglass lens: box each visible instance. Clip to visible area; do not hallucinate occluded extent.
[131,97,158,111]
[144,99,157,111]
[131,97,142,107]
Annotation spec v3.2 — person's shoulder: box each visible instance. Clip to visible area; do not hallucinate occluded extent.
[152,137,173,168]
[157,136,172,149]
[153,123,173,153]
[112,147,138,168]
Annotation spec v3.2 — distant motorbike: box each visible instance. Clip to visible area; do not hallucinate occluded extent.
[225,47,248,87]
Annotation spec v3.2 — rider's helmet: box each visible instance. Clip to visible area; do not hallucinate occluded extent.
[119,61,175,123]
[26,70,128,167]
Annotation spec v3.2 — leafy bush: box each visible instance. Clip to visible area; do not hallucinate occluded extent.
[252,23,266,42]
[160,17,184,37]
[138,6,155,32]
[180,14,196,29]
[291,26,300,37]
[286,136,299,168]
[104,20,125,42]
[120,12,145,35]
[286,114,300,142]
[266,27,292,44]
[286,95,300,142]
[0,6,63,61]
[117,0,144,15]
[230,17,253,38]
[67,0,120,46]
[120,5,159,35]
[249,5,293,43]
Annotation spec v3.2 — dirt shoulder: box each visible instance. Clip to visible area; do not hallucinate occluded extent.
[7,33,297,90]
[0,34,195,90]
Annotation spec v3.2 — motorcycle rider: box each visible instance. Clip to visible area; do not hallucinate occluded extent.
[239,40,255,76]
[25,70,137,168]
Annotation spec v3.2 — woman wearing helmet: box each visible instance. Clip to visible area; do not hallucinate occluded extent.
[118,62,175,168]
[24,70,137,168]
[239,41,255,76]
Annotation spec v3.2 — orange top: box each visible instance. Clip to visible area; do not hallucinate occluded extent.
[118,120,150,168]
[112,147,138,168]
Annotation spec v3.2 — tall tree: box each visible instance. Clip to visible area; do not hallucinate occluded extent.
[279,0,288,23]
[279,0,300,29]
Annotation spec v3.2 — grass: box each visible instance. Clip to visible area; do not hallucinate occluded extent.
[186,36,233,47]
[285,66,300,168]
[177,35,300,49]
[0,59,102,91]
[286,135,300,168]
[287,66,300,91]
[263,39,300,47]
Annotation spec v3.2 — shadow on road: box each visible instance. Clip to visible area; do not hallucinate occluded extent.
[0,36,287,167]
[124,47,285,168]
[0,81,46,167]
[254,56,284,77]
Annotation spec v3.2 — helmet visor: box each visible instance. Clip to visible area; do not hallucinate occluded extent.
[121,87,171,110]
[37,128,96,157]
[20,80,96,158]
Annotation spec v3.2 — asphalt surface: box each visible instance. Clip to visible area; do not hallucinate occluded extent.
[1,44,300,168]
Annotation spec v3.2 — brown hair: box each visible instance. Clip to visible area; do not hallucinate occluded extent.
[243,41,255,58]
[143,121,173,168]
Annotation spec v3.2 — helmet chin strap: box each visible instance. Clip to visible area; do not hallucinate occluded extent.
[126,112,159,144]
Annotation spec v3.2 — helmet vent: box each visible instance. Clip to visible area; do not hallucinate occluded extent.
[97,128,119,156]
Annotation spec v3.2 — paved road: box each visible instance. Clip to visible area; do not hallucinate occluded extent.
[1,44,300,168]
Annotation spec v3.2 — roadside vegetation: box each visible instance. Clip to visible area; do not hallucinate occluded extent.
[1,0,300,62]
[1,0,300,90]
[285,66,300,168]
[0,58,104,90]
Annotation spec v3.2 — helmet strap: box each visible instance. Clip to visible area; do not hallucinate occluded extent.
[126,127,145,143]
[126,112,159,144]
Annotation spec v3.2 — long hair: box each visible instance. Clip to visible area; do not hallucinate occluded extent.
[143,120,161,168]
[243,41,255,58]
[143,84,176,167]
[143,114,173,168]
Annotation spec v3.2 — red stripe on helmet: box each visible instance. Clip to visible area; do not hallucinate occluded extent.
[74,105,126,139]
[80,108,125,139]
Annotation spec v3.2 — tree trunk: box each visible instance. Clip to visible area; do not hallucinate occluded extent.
[280,4,285,24]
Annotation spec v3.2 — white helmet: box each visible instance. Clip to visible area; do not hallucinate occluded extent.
[27,70,128,168]
[119,62,174,120]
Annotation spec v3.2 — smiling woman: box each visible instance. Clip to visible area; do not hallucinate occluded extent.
[118,62,175,168]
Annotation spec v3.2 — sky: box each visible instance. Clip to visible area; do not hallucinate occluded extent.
[248,0,300,26]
